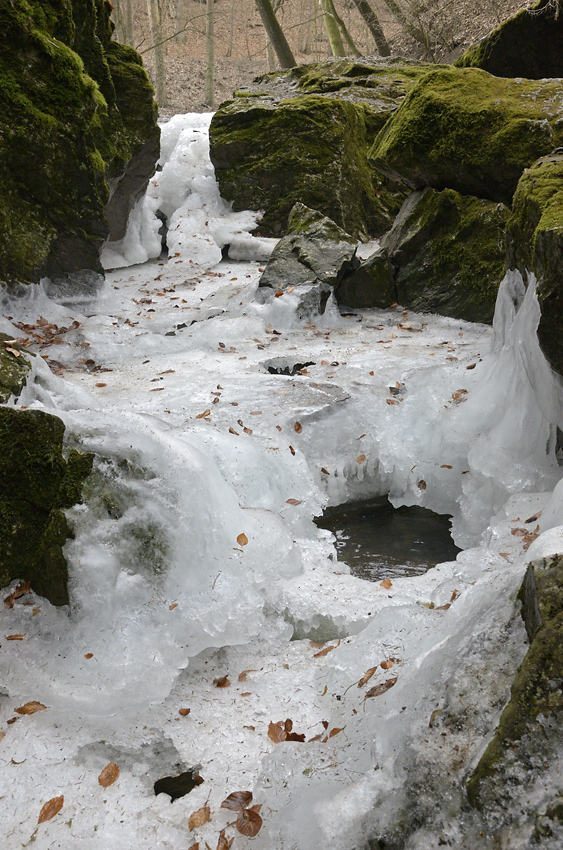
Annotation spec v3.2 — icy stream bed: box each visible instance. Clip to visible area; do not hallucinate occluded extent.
[2,114,563,849]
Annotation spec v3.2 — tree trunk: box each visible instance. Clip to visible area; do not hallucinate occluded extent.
[254,0,296,68]
[328,0,362,57]
[205,0,215,106]
[319,0,345,57]
[147,0,168,106]
[125,0,135,46]
[380,0,429,54]
[350,0,390,56]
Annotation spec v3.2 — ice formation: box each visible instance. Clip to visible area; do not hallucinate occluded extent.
[1,114,563,850]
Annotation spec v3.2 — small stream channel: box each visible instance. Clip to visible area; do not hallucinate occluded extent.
[316,497,461,581]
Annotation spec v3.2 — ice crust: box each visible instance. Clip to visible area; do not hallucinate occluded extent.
[1,115,563,849]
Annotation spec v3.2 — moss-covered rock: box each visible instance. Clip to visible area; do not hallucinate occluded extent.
[209,58,434,240]
[506,151,563,376]
[0,0,158,287]
[380,187,508,323]
[370,67,563,207]
[0,407,93,605]
[467,555,563,822]
[335,250,395,309]
[455,0,563,80]
[0,334,32,403]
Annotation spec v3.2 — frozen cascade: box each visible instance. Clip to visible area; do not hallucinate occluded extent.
[1,113,563,849]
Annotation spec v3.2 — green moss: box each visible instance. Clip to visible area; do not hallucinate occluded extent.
[0,407,93,606]
[0,335,33,403]
[370,67,563,206]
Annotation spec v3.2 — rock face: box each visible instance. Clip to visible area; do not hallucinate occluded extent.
[370,67,563,207]
[209,58,432,240]
[381,187,509,323]
[507,151,563,376]
[0,335,32,403]
[336,250,395,309]
[0,408,93,606]
[258,203,357,317]
[467,555,563,839]
[455,0,563,80]
[0,0,159,287]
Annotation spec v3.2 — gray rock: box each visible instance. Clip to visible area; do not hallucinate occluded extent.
[336,249,395,309]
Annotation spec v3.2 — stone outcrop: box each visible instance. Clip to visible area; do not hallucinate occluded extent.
[381,187,509,323]
[455,0,563,80]
[336,250,395,310]
[0,0,159,287]
[0,407,93,606]
[209,58,433,240]
[0,335,32,403]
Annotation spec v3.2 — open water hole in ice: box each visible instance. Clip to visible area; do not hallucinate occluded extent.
[315,498,461,580]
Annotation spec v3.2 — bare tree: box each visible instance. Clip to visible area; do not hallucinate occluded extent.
[380,0,430,54]
[350,0,391,56]
[254,0,296,67]
[319,0,346,56]
[147,0,168,105]
[205,0,215,105]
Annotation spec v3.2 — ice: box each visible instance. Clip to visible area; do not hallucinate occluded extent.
[2,114,563,849]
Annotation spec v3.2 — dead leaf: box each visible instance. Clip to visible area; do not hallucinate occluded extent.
[358,667,377,687]
[217,829,233,850]
[329,727,342,738]
[228,427,239,435]
[196,409,211,419]
[189,844,200,850]
[365,677,398,700]
[441,464,452,469]
[268,721,287,743]
[386,398,399,405]
[237,533,248,547]
[213,676,230,688]
[15,701,46,715]
[189,805,211,831]
[321,467,330,475]
[511,527,528,537]
[6,634,24,640]
[38,796,64,823]
[525,511,542,524]
[314,645,335,658]
[95,382,107,388]
[221,791,253,811]
[450,589,460,602]
[285,498,302,506]
[248,804,262,814]
[238,670,256,682]
[289,445,296,456]
[84,653,93,659]
[294,422,302,433]
[243,427,253,434]
[98,762,120,787]
[357,454,366,464]
[380,659,394,670]
[179,708,191,716]
[169,602,178,610]
[236,808,263,837]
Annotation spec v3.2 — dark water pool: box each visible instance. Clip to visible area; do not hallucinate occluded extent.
[315,498,461,581]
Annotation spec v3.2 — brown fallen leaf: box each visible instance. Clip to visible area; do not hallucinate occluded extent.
[286,498,302,506]
[38,796,64,823]
[268,721,287,743]
[357,454,366,464]
[95,382,107,388]
[15,701,46,715]
[450,589,460,602]
[179,708,191,716]
[417,479,427,490]
[358,667,377,687]
[294,422,302,433]
[289,445,296,456]
[525,511,542,524]
[221,791,253,811]
[213,676,230,688]
[84,653,93,659]
[321,467,330,475]
[169,602,178,610]
[237,533,248,547]
[328,727,342,738]
[196,409,211,419]
[217,829,233,850]
[379,578,393,590]
[189,844,200,850]
[6,634,24,640]
[441,464,452,469]
[236,807,263,837]
[98,762,120,787]
[189,805,211,831]
[380,659,394,670]
[228,427,239,435]
[386,398,399,405]
[238,670,256,682]
[365,677,398,700]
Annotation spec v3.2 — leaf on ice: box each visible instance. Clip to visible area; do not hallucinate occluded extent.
[221,791,253,811]
[525,511,542,524]
[358,667,377,687]
[84,653,93,659]
[238,670,256,682]
[380,659,394,670]
[450,589,460,602]
[15,701,46,715]
[329,727,343,738]
[179,708,191,716]
[196,409,211,419]
[213,676,230,688]
[294,422,302,433]
[38,796,64,823]
[268,721,287,743]
[511,527,528,537]
[237,533,248,547]
[189,805,211,831]
[243,427,253,434]
[365,677,398,700]
[169,603,178,610]
[321,467,330,475]
[228,427,239,435]
[379,578,392,589]
[289,445,296,456]
[189,844,200,850]
[4,580,31,608]
[357,454,366,464]
[314,645,335,658]
[435,603,451,610]
[386,398,399,405]
[216,829,233,850]
[6,634,25,640]
[417,479,427,490]
[286,498,302,506]
[236,807,263,837]
[440,464,452,469]
[98,762,120,787]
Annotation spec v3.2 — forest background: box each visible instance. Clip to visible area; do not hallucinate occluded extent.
[111,0,531,116]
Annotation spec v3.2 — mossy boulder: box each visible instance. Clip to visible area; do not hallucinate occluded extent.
[258,203,357,317]
[380,187,508,323]
[0,0,158,287]
[209,58,434,240]
[370,67,563,207]
[506,151,563,376]
[335,250,395,309]
[0,407,93,605]
[0,335,32,403]
[467,555,563,824]
[455,0,563,80]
